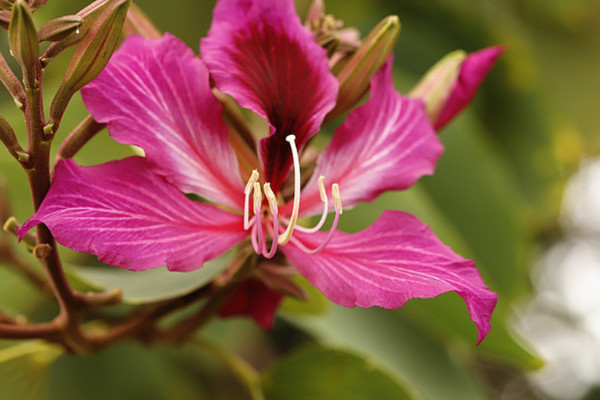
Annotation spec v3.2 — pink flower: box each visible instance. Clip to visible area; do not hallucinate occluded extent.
[19,0,497,342]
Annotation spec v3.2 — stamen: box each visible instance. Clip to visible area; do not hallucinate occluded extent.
[244,170,260,230]
[291,176,329,234]
[332,183,343,214]
[278,135,301,245]
[263,183,279,258]
[289,203,341,255]
[253,182,262,214]
[253,182,264,253]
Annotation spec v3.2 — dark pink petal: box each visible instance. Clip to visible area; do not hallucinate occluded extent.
[220,278,284,329]
[81,34,244,210]
[434,46,503,130]
[18,158,247,272]
[201,0,338,192]
[297,59,443,216]
[282,211,497,343]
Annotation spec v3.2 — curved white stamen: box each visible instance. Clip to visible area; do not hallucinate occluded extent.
[263,183,279,258]
[290,176,329,234]
[250,223,260,253]
[244,170,260,230]
[252,182,264,253]
[278,135,301,245]
[289,204,341,255]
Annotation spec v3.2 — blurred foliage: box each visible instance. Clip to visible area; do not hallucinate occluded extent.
[1,0,599,399]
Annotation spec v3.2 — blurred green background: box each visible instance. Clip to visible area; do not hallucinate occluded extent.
[2,0,600,399]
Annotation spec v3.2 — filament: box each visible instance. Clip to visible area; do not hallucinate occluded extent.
[278,135,301,245]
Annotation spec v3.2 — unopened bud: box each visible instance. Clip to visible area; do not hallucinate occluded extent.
[305,0,324,29]
[0,10,10,29]
[408,50,466,124]
[0,0,14,10]
[42,0,116,67]
[0,113,28,163]
[328,15,400,120]
[123,2,161,39]
[0,52,25,110]
[50,0,130,129]
[8,0,39,72]
[38,15,82,42]
[28,0,48,9]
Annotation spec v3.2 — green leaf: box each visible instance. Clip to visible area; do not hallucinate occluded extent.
[262,346,417,400]
[0,340,62,400]
[286,306,489,400]
[280,275,329,316]
[71,252,232,304]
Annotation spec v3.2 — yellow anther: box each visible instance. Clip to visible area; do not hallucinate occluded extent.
[245,170,259,194]
[318,176,326,202]
[332,183,342,214]
[253,182,262,214]
[263,183,278,213]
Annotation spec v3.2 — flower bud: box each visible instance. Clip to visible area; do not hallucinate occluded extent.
[327,15,400,120]
[0,0,14,10]
[49,0,130,129]
[123,2,161,39]
[38,15,82,42]
[28,0,48,10]
[8,0,39,72]
[0,113,28,163]
[305,0,324,30]
[41,0,114,66]
[0,50,26,108]
[408,50,466,124]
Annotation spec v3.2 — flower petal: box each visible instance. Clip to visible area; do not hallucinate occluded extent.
[434,46,503,130]
[201,0,339,192]
[81,34,244,210]
[282,210,497,343]
[18,158,247,272]
[219,278,284,329]
[298,58,443,216]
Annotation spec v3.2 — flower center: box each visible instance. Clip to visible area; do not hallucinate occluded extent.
[243,135,342,258]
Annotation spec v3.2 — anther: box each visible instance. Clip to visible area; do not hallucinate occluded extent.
[318,176,326,201]
[263,183,280,258]
[263,183,278,213]
[253,182,262,214]
[332,183,342,214]
[292,176,328,234]
[245,170,259,194]
[244,170,260,230]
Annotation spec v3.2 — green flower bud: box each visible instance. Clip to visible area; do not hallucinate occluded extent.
[408,50,467,123]
[8,0,39,72]
[123,2,161,39]
[38,15,82,42]
[49,0,130,130]
[328,15,400,120]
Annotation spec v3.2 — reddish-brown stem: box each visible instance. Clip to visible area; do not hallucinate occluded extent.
[87,285,212,351]
[0,321,59,340]
[155,284,239,344]
[0,241,51,293]
[55,115,105,163]
[0,309,16,324]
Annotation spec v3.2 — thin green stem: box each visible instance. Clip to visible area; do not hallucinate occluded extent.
[191,338,265,400]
